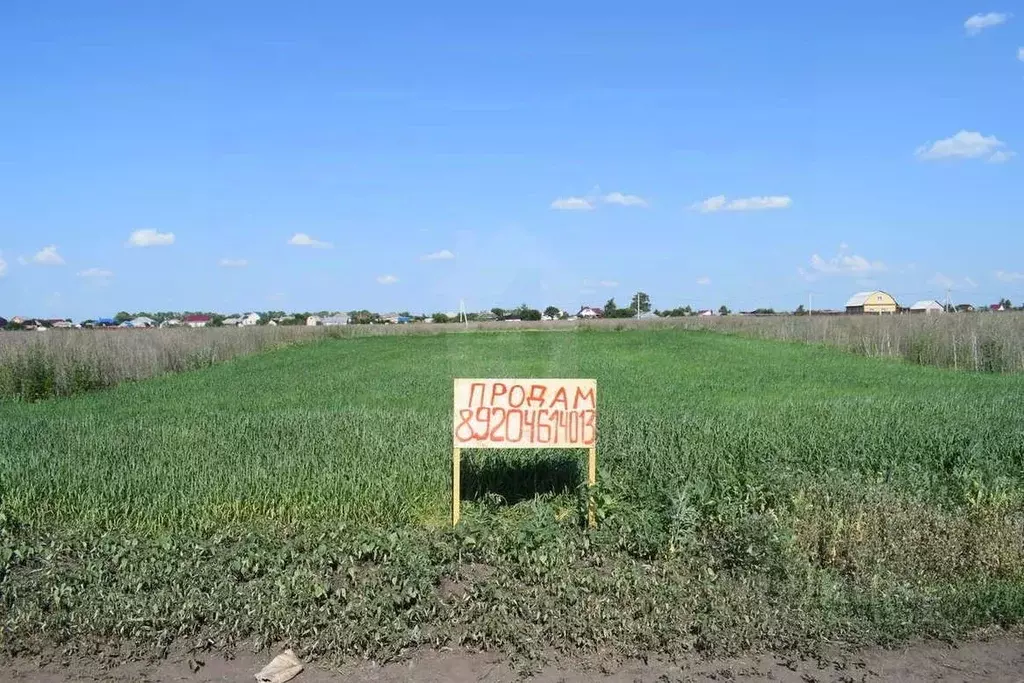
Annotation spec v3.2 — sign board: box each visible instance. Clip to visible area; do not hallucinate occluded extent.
[451,378,598,526]
[453,378,597,448]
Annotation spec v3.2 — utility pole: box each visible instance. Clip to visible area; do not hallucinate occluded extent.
[945,287,951,312]
[808,292,813,317]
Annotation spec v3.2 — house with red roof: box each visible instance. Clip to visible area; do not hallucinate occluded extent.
[183,314,213,328]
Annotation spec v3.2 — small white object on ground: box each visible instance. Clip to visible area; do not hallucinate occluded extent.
[254,649,304,683]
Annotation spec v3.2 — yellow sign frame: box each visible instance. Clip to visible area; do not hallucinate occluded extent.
[451,378,597,527]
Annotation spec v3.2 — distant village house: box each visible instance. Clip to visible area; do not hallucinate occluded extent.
[845,291,898,315]
[909,300,944,314]
[183,314,212,328]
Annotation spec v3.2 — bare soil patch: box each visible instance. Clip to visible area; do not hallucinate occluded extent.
[8,635,1024,683]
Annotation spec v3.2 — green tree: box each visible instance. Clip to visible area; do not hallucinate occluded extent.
[630,291,651,314]
[432,312,451,324]
[794,304,806,316]
[114,311,132,324]
[604,298,617,317]
[491,307,506,320]
[347,310,376,324]
[718,305,731,316]
[999,298,1013,310]
[543,306,561,319]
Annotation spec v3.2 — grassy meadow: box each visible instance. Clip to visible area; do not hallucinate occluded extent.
[2,312,1023,403]
[2,329,1024,662]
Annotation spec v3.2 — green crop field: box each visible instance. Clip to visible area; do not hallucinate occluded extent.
[2,329,1024,662]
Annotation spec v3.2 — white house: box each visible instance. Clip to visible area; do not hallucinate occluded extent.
[240,313,261,326]
[183,314,212,328]
[910,300,945,314]
[306,315,322,326]
[160,318,182,328]
[321,315,348,326]
[222,317,242,326]
[130,316,156,328]
[577,306,603,319]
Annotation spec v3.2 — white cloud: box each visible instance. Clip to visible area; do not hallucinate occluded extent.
[602,192,648,208]
[78,267,113,278]
[377,274,398,285]
[693,195,727,213]
[988,150,1016,163]
[800,244,886,280]
[421,249,455,261]
[550,196,594,211]
[288,233,332,248]
[32,245,65,266]
[0,252,6,277]
[915,130,1011,162]
[964,12,1008,35]
[127,229,175,247]
[599,280,619,287]
[726,196,793,211]
[929,272,977,290]
[692,194,792,213]
[696,276,711,286]
[1019,47,1024,61]
[219,258,248,267]
[995,270,1024,282]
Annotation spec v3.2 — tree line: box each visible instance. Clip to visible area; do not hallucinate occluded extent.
[7,292,1023,331]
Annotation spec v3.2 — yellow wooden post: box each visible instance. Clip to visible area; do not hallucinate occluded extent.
[587,446,597,528]
[452,447,461,526]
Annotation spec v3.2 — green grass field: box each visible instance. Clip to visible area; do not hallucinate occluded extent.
[2,329,1024,661]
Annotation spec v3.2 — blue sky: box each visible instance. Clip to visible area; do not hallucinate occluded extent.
[1,1,1022,319]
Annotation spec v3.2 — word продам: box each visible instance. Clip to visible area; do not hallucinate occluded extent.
[453,379,597,448]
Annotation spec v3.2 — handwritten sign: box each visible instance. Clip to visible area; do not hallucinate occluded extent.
[453,378,597,448]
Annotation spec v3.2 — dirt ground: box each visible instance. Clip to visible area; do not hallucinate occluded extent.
[7,635,1024,683]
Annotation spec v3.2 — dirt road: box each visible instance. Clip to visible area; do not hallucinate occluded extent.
[8,636,1024,682]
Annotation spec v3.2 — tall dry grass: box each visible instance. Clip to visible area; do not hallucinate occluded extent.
[1,312,1022,401]
[483,312,1024,372]
[0,327,323,401]
[634,312,1024,373]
